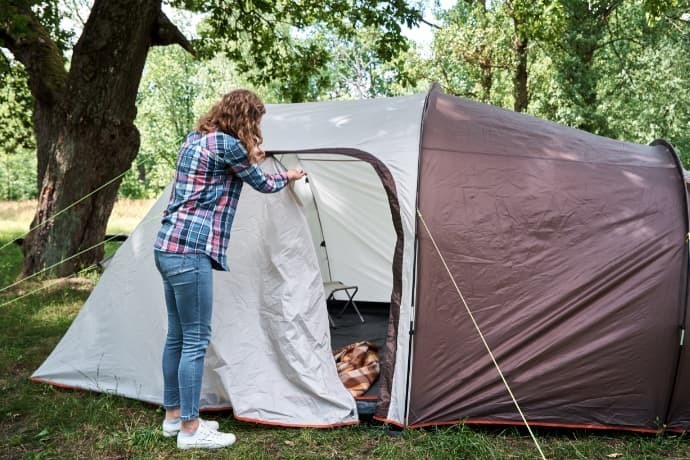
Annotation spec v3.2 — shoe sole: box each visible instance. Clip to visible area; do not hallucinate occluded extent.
[177,441,235,450]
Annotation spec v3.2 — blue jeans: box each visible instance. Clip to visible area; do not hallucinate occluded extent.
[154,250,213,421]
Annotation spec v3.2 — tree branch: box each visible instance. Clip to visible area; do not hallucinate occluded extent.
[151,10,195,56]
[68,0,89,26]
[0,2,67,105]
[419,17,441,30]
[663,14,690,37]
[605,21,635,88]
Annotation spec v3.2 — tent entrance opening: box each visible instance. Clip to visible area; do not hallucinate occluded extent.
[275,152,396,406]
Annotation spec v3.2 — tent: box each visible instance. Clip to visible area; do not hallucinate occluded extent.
[33,85,690,432]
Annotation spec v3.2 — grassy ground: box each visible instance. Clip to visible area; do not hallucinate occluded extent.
[1,201,690,458]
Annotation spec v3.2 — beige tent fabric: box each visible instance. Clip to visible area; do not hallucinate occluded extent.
[32,174,359,427]
[33,93,427,427]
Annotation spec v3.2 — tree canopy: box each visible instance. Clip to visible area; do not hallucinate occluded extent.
[404,0,689,161]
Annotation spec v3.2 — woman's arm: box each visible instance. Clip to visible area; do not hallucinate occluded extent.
[213,133,304,193]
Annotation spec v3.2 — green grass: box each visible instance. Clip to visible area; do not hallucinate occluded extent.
[1,203,690,458]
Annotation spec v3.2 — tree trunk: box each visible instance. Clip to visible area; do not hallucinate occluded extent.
[21,0,163,277]
[475,0,492,102]
[32,100,55,197]
[2,0,193,277]
[0,0,172,277]
[513,36,528,112]
[506,1,529,113]
[22,100,140,277]
[479,58,493,102]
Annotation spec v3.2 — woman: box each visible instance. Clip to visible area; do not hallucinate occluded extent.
[153,89,305,450]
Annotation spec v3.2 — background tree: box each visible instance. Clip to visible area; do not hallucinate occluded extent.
[430,1,511,102]
[123,46,196,198]
[1,0,687,280]
[533,0,689,145]
[596,1,690,162]
[419,0,545,110]
[0,60,36,200]
[504,0,544,112]
[412,0,689,157]
[0,0,192,277]
[314,27,422,99]
[125,47,256,198]
[0,0,421,277]
[534,0,625,135]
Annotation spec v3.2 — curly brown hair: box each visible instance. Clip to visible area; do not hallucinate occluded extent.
[196,89,266,163]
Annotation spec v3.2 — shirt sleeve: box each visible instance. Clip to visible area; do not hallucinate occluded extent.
[212,132,290,193]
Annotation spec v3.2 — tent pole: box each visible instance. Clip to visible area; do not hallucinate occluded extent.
[651,139,690,428]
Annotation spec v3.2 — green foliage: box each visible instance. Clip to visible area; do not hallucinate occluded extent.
[533,0,690,155]
[115,1,426,196]
[0,61,37,199]
[0,149,37,200]
[0,1,74,54]
[225,28,333,103]
[313,27,422,100]
[0,61,34,154]
[429,1,513,102]
[642,0,682,19]
[1,0,423,201]
[597,3,690,162]
[125,46,199,198]
[0,0,82,200]
[29,0,75,53]
[124,47,261,198]
[531,0,619,134]
[414,0,549,110]
[184,0,422,102]
[420,0,690,165]
[123,20,423,198]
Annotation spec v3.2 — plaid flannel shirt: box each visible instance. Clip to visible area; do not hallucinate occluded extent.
[154,130,289,271]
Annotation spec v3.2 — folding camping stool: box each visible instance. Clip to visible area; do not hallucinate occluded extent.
[324,281,364,327]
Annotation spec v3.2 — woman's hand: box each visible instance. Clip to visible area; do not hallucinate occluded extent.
[287,169,307,181]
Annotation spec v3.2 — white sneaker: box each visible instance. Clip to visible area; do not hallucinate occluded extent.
[177,422,236,450]
[162,417,220,437]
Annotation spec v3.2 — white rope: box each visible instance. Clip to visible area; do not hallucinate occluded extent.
[0,169,130,254]
[416,209,547,460]
[0,211,163,301]
[0,232,129,296]
[0,262,101,309]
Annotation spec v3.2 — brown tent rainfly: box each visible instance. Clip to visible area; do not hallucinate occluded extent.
[34,85,690,432]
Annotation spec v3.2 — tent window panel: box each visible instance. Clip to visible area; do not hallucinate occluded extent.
[291,154,395,303]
